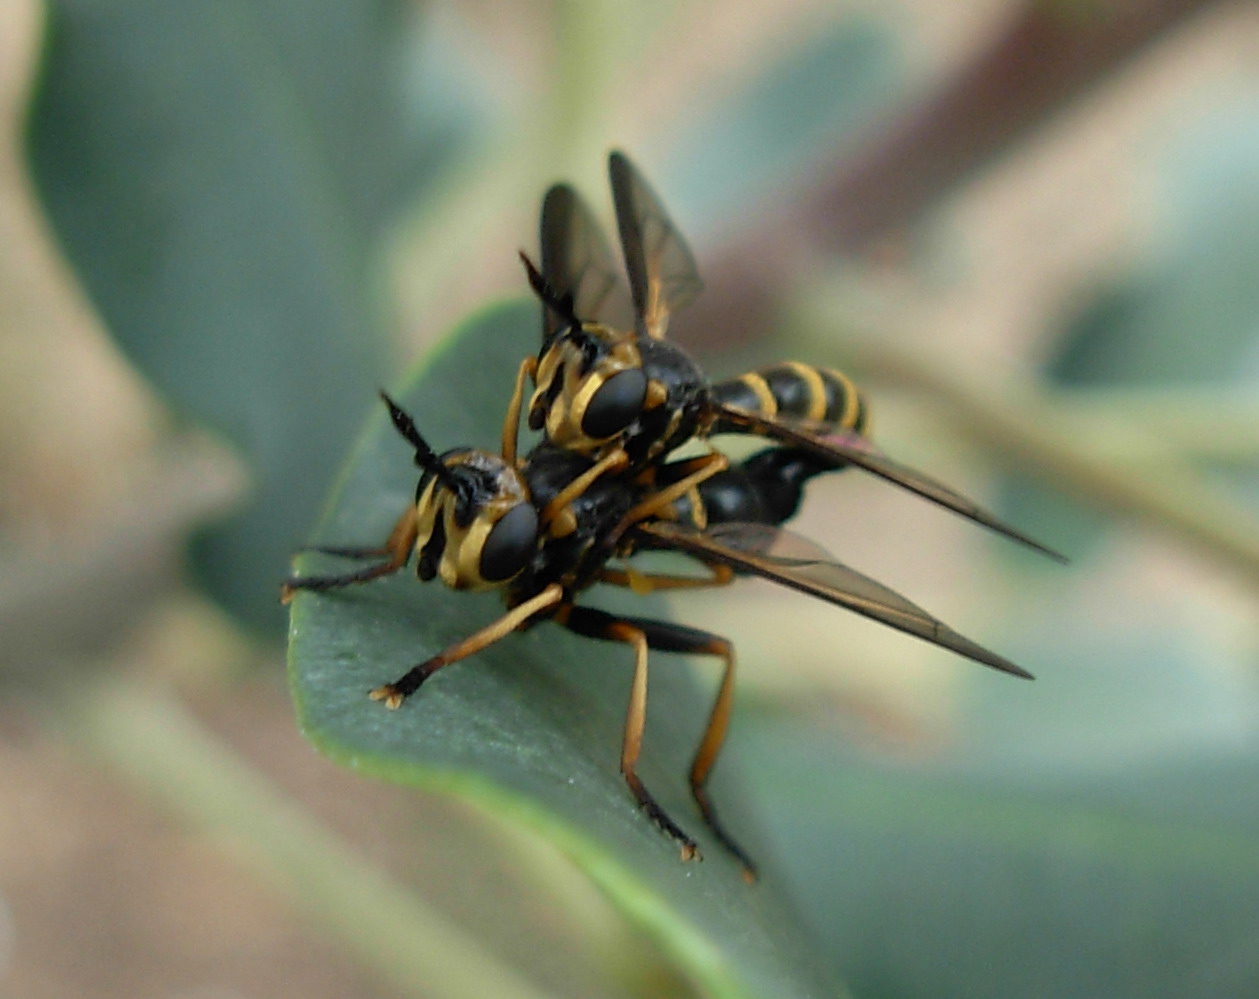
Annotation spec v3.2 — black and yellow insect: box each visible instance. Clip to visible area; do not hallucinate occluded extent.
[507,151,1064,562]
[283,393,1034,878]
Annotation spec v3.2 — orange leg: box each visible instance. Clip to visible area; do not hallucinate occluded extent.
[683,632,754,881]
[611,451,728,543]
[370,583,566,708]
[559,606,756,877]
[539,448,629,533]
[501,356,538,467]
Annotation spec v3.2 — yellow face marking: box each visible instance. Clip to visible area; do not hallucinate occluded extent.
[545,390,572,444]
[435,501,463,588]
[784,361,828,423]
[533,343,564,394]
[643,406,684,463]
[528,346,563,426]
[568,370,609,439]
[533,325,646,453]
[421,453,532,591]
[411,477,441,554]
[449,510,497,589]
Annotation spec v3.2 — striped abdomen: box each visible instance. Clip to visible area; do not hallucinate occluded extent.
[710,362,869,434]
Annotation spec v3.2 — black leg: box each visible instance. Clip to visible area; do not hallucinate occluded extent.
[281,506,417,603]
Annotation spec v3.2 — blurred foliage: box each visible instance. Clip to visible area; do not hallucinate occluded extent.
[749,722,1259,999]
[7,1,1259,998]
[1051,103,1259,389]
[1014,99,1259,558]
[26,0,472,630]
[660,16,898,227]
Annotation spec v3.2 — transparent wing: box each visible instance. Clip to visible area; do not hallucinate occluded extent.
[539,183,627,344]
[634,520,1034,679]
[608,150,703,340]
[713,404,1067,563]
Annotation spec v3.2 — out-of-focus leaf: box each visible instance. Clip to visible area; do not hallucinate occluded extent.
[24,1,471,629]
[750,728,1259,999]
[1049,106,1259,388]
[744,600,1259,999]
[1015,105,1259,554]
[657,18,898,237]
[287,301,848,999]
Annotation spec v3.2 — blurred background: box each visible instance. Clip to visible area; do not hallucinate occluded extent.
[3,0,1259,996]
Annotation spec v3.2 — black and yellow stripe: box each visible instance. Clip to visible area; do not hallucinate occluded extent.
[711,362,869,434]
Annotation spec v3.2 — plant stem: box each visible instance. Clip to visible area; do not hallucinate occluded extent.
[795,303,1259,586]
[1044,388,1259,464]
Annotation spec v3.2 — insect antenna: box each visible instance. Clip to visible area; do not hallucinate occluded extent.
[378,392,464,498]
[519,249,610,362]
[518,250,577,324]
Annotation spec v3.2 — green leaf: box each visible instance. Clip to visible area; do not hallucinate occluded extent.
[24,1,470,630]
[748,727,1259,999]
[658,18,898,234]
[1014,106,1259,555]
[1048,105,1259,389]
[745,612,1259,999]
[287,301,847,999]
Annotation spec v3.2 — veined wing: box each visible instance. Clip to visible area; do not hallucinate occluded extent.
[539,183,624,346]
[634,520,1034,679]
[608,150,703,341]
[713,404,1067,563]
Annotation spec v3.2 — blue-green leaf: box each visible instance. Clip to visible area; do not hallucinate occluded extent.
[24,1,470,629]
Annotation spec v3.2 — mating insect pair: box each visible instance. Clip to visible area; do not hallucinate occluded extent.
[283,152,1063,878]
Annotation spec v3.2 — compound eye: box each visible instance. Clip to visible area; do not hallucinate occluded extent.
[478,502,539,582]
[581,369,647,440]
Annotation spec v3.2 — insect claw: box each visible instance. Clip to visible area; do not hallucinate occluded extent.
[368,685,406,709]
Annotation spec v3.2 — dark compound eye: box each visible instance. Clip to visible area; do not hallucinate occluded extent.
[581,369,647,439]
[478,502,539,582]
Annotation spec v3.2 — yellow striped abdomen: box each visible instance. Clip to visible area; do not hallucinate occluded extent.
[711,363,869,434]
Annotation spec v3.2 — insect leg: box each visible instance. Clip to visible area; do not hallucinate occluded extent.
[539,448,629,531]
[500,355,538,467]
[281,506,418,603]
[371,583,566,708]
[653,452,727,530]
[299,544,393,559]
[558,606,700,862]
[679,630,757,881]
[560,606,757,874]
[604,614,754,878]
[611,451,728,541]
[597,562,734,595]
